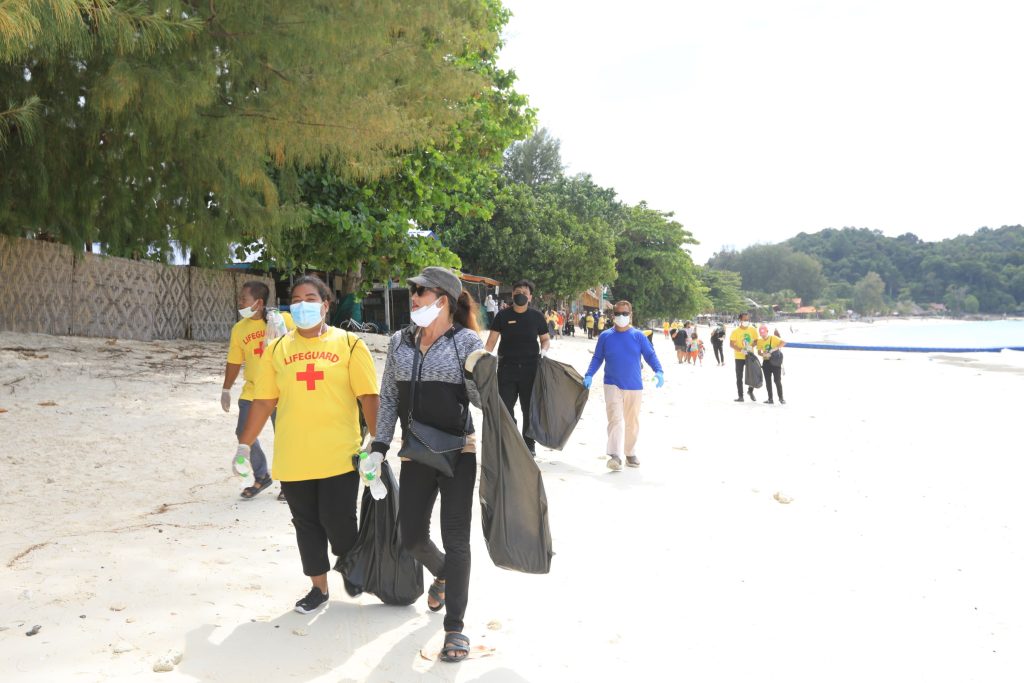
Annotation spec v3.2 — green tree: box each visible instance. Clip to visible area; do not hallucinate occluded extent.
[708,244,826,303]
[611,202,709,320]
[852,271,886,315]
[1,0,503,261]
[252,2,535,295]
[502,127,564,187]
[442,177,618,298]
[698,268,745,313]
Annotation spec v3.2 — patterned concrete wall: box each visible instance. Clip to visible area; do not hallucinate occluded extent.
[153,266,190,340]
[71,252,160,341]
[0,235,75,335]
[0,236,276,342]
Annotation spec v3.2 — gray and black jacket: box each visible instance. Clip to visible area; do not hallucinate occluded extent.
[372,324,483,455]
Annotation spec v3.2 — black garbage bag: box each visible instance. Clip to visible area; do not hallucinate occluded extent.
[745,354,764,388]
[338,461,424,605]
[525,356,589,450]
[471,352,553,574]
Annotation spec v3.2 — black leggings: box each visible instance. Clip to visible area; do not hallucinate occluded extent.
[712,341,724,364]
[281,472,360,577]
[764,363,784,401]
[400,453,477,633]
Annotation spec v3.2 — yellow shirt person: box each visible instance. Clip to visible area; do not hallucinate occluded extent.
[254,327,379,481]
[756,334,785,357]
[227,312,295,400]
[729,324,759,359]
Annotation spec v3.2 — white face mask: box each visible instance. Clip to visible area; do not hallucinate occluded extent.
[740,321,750,328]
[411,300,444,327]
[613,314,631,327]
[238,304,258,319]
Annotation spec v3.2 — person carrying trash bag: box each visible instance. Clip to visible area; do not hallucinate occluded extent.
[730,312,760,402]
[369,266,484,664]
[465,349,555,575]
[484,278,551,458]
[525,356,589,451]
[234,275,380,615]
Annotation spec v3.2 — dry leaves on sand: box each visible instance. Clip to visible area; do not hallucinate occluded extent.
[38,401,57,407]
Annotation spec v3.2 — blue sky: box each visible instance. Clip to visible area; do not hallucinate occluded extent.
[498,0,1024,263]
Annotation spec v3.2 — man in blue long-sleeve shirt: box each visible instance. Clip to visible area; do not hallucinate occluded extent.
[583,300,665,470]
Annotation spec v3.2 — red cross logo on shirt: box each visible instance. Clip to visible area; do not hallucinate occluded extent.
[296,363,324,391]
[253,341,265,358]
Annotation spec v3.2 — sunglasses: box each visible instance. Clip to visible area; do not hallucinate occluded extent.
[409,284,437,297]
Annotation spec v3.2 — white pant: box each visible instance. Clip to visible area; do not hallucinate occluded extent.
[604,385,643,457]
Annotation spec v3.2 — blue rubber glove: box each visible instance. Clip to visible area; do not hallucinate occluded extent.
[582,375,593,390]
[654,371,665,388]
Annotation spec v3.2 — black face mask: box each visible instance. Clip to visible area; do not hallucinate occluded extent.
[513,293,528,306]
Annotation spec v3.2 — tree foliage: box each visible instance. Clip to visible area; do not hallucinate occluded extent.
[852,271,886,315]
[707,244,826,303]
[502,127,563,187]
[784,226,1024,313]
[1,0,505,261]
[249,0,535,294]
[698,268,746,313]
[610,202,708,321]
[441,175,618,298]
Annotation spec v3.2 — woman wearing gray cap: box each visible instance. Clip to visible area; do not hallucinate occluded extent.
[370,266,484,663]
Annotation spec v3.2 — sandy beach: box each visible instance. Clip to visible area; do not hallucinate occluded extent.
[2,320,1023,682]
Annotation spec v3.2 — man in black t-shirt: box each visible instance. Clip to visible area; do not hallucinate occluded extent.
[485,278,551,456]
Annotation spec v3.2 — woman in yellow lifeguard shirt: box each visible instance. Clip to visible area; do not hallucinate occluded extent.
[222,281,295,500]
[237,275,380,615]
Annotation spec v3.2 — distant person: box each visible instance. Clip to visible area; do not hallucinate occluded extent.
[663,320,670,338]
[486,279,551,457]
[582,300,664,470]
[484,293,498,328]
[564,310,575,337]
[757,325,787,404]
[585,311,596,339]
[222,281,294,499]
[690,332,705,366]
[710,323,726,366]
[596,312,606,334]
[729,313,759,402]
[670,325,687,363]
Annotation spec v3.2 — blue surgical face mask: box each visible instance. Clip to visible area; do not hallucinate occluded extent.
[291,301,325,330]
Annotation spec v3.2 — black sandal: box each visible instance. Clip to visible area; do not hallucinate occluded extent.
[240,475,273,499]
[439,632,470,663]
[427,579,445,612]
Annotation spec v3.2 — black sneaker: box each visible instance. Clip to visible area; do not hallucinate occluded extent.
[734,397,744,402]
[294,586,328,614]
[765,399,774,404]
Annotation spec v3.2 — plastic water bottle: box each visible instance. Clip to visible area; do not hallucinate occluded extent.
[266,309,288,341]
[232,446,251,478]
[358,451,387,500]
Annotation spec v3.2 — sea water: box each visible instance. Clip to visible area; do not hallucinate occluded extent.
[818,319,1024,351]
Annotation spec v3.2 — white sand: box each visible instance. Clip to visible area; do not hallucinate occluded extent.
[1,321,1022,682]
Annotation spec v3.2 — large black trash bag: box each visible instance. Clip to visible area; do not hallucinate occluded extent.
[745,354,764,389]
[338,461,424,605]
[525,356,589,450]
[471,352,553,574]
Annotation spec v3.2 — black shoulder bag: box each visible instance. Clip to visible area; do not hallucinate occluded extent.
[396,332,469,478]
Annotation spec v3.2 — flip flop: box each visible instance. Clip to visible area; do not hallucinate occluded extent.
[427,578,445,612]
[420,643,494,662]
[240,475,273,499]
[437,632,474,663]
